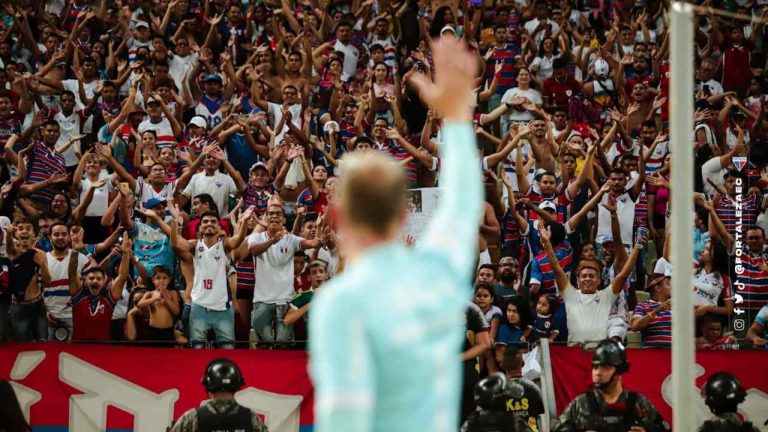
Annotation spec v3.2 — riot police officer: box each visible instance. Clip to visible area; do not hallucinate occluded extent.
[697,372,759,432]
[169,358,269,432]
[552,340,669,432]
[461,372,529,432]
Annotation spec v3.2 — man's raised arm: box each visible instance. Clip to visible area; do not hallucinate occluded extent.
[411,38,484,285]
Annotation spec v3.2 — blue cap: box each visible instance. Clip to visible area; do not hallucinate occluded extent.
[144,197,167,209]
[601,234,614,244]
[204,74,222,83]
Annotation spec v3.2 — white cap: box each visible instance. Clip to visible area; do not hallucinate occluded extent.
[539,201,557,212]
[135,21,150,29]
[188,116,207,129]
[594,59,610,78]
[323,121,339,134]
[440,25,456,35]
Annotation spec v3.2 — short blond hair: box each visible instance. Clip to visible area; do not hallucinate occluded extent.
[339,151,407,235]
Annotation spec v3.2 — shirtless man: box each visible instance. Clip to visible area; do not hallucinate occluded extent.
[478,201,501,267]
[136,265,180,345]
[4,220,51,340]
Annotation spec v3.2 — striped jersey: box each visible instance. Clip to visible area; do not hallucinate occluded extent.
[643,139,670,175]
[525,190,570,223]
[634,190,649,229]
[127,39,152,63]
[714,193,760,237]
[500,208,521,248]
[138,117,176,148]
[64,3,89,31]
[530,241,574,297]
[297,188,315,208]
[44,251,90,320]
[632,300,672,347]
[735,251,768,313]
[25,141,67,204]
[485,44,519,96]
[236,256,256,292]
[378,138,418,185]
[367,35,397,68]
[242,184,277,216]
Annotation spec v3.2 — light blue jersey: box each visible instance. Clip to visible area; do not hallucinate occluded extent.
[309,122,483,432]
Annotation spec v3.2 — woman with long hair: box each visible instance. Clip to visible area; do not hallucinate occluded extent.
[693,238,735,318]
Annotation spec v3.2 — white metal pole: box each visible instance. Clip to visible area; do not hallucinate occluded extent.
[669,3,695,431]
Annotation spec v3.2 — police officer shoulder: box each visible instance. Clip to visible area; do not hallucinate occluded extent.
[169,358,268,432]
[698,372,759,432]
[462,373,531,432]
[553,339,669,432]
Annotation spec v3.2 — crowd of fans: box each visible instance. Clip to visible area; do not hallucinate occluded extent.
[0,0,767,364]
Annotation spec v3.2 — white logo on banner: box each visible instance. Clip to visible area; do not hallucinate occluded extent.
[8,351,305,432]
[661,364,768,431]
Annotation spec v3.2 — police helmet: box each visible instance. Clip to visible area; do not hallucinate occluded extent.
[591,339,629,374]
[202,358,245,393]
[702,372,746,414]
[474,373,507,410]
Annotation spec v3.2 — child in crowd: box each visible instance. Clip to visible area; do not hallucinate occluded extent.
[474,283,503,342]
[696,313,737,350]
[530,295,560,343]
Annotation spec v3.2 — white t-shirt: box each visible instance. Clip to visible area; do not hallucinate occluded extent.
[596,192,636,246]
[500,88,543,123]
[267,102,302,144]
[333,40,360,81]
[247,232,304,304]
[169,53,199,84]
[531,55,558,81]
[182,172,237,217]
[54,111,85,167]
[80,175,114,217]
[62,79,99,110]
[135,177,177,208]
[562,283,618,345]
[523,19,560,46]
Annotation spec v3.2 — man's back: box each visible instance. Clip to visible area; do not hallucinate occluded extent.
[311,242,470,431]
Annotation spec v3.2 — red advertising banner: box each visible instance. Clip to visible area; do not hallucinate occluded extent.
[549,346,768,429]
[0,343,314,432]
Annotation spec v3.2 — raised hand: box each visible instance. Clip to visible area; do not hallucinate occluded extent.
[409,37,478,122]
[385,127,401,140]
[90,179,107,189]
[601,194,618,213]
[120,235,133,255]
[287,145,304,161]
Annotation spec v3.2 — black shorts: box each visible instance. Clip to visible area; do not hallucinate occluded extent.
[236,288,254,301]
[147,326,175,347]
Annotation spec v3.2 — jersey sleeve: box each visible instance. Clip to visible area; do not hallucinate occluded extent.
[529,259,542,285]
[755,305,768,327]
[310,290,375,432]
[417,122,483,287]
